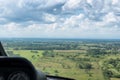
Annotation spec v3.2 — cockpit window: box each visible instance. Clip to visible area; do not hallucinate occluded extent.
[0,0,120,80]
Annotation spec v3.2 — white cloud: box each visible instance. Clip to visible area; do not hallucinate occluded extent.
[44,13,56,23]
[0,0,120,38]
[64,14,84,28]
[103,12,117,23]
[112,0,119,5]
[62,0,82,10]
[86,0,93,5]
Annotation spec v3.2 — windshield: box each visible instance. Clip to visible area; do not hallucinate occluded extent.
[0,0,120,80]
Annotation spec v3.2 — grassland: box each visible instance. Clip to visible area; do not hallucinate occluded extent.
[8,50,106,80]
[3,39,120,80]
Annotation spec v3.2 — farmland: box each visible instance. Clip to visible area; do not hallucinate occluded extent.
[1,38,120,80]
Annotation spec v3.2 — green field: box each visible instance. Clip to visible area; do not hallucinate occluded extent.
[8,50,106,80]
[10,50,120,80]
[3,39,120,80]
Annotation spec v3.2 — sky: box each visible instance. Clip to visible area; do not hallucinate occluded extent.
[0,0,120,39]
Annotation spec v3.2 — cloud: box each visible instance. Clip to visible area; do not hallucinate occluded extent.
[43,13,56,23]
[0,0,120,38]
[0,0,118,23]
[62,0,82,10]
[0,0,65,23]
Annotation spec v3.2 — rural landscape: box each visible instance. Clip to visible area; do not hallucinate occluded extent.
[1,38,120,80]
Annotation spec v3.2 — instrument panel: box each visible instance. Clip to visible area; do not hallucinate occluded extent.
[0,57,37,80]
[8,71,29,80]
[0,71,30,80]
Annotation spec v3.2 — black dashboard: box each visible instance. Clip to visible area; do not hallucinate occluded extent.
[0,57,37,80]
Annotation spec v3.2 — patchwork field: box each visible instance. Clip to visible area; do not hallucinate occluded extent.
[3,39,120,80]
[8,50,105,80]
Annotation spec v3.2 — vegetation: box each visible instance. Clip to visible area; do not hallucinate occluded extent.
[2,38,120,80]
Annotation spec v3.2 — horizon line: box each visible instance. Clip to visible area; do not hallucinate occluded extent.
[0,37,120,40]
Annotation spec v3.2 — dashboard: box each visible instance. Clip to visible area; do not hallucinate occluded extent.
[0,57,37,80]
